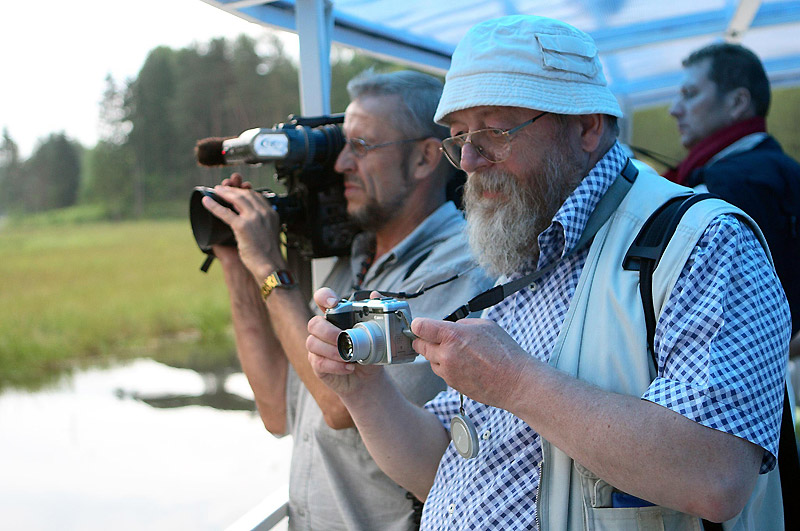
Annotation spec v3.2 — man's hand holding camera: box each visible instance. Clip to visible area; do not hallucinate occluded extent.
[307,284,532,414]
[201,173,287,281]
[410,317,531,412]
[306,287,384,397]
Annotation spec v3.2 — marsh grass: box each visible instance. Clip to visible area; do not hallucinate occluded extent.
[0,217,236,390]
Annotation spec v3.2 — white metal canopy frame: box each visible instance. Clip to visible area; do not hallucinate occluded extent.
[202,0,800,122]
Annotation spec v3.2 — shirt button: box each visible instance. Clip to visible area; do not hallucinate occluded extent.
[303,433,310,442]
[448,503,455,514]
[482,430,491,440]
[298,508,306,517]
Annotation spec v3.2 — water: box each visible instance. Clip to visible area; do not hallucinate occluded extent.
[0,358,291,530]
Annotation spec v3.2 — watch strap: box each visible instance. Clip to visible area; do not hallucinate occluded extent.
[260,270,296,301]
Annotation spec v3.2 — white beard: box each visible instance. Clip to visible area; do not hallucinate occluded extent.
[464,147,585,277]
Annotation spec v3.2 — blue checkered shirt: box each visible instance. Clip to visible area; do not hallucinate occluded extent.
[421,142,790,530]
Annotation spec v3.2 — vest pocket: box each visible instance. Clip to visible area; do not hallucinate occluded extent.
[574,461,702,531]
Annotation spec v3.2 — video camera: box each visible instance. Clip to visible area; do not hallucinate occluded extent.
[189,114,359,271]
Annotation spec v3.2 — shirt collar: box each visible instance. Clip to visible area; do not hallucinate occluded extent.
[351,201,463,277]
[536,141,629,270]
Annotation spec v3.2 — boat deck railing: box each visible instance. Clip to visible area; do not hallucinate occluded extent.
[225,485,289,531]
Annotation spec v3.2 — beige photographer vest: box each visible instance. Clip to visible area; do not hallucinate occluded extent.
[536,162,785,531]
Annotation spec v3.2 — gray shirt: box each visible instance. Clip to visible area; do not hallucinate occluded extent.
[284,201,494,531]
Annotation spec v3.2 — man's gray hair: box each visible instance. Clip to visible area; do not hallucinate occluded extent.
[346,69,450,140]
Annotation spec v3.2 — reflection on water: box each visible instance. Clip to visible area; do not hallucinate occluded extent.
[116,364,256,412]
[0,358,291,531]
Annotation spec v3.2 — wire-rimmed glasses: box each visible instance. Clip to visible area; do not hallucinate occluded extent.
[345,137,426,158]
[440,111,548,169]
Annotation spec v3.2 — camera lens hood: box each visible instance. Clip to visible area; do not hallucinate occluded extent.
[189,186,237,252]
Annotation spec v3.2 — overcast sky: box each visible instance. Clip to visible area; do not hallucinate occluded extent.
[1,0,297,158]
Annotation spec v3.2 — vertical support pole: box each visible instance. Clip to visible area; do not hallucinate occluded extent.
[290,0,335,301]
[295,0,333,116]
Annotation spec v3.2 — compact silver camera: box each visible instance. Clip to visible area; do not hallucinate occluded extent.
[325,297,417,365]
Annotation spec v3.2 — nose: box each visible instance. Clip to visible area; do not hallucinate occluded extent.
[458,142,493,174]
[669,98,682,118]
[335,143,356,174]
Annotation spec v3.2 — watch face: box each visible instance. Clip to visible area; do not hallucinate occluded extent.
[276,270,294,284]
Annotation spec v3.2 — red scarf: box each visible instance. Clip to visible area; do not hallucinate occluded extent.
[664,116,767,185]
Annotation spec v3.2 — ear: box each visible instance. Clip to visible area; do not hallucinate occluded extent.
[411,137,444,180]
[725,87,753,121]
[576,114,605,153]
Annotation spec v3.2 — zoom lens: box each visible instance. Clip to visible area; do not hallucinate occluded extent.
[337,321,385,364]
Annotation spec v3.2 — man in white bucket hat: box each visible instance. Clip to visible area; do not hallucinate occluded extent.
[308,15,790,530]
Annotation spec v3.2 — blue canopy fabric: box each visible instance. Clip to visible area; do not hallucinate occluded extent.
[202,0,800,112]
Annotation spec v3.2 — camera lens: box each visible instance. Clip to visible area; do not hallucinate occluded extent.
[189,186,237,251]
[337,321,385,364]
[337,334,355,361]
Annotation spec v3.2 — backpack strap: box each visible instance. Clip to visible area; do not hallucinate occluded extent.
[623,192,717,367]
[624,192,799,530]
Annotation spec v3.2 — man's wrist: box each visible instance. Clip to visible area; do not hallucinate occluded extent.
[338,367,388,404]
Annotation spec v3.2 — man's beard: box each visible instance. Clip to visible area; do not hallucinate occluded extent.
[464,146,585,277]
[347,159,412,231]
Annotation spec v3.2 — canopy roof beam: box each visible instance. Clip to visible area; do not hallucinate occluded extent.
[725,0,763,42]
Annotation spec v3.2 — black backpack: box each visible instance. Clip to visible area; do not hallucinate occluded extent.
[624,193,800,531]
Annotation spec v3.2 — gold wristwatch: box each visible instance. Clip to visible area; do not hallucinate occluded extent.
[260,270,296,301]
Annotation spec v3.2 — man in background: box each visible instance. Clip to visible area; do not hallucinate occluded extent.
[202,70,492,530]
[668,42,800,344]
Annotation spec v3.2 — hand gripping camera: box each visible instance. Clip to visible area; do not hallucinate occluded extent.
[190,114,359,270]
[325,297,418,365]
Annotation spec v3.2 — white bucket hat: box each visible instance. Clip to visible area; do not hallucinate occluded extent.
[434,15,623,123]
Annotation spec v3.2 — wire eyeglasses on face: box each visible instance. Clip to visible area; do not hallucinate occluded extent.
[440,111,548,169]
[346,137,426,158]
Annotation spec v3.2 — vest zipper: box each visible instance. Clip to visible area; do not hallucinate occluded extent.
[535,459,543,530]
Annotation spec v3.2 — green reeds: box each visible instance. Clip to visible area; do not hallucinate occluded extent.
[0,218,235,390]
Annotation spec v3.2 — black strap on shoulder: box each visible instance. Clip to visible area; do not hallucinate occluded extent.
[623,192,716,367]
[626,192,799,530]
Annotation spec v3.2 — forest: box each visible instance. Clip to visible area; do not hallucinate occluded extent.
[0,34,409,390]
[0,34,400,221]
[3,32,800,222]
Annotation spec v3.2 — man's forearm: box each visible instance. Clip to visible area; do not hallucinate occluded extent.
[338,371,450,500]
[265,288,355,429]
[507,359,761,522]
[223,262,289,434]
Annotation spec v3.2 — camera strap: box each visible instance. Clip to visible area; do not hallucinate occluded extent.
[444,158,639,322]
[446,159,637,460]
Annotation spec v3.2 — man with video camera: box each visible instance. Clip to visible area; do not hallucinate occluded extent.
[202,69,493,530]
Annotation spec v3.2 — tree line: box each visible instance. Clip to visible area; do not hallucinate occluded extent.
[0,34,400,219]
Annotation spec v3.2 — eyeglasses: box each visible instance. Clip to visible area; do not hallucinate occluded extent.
[345,137,426,158]
[440,112,548,169]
